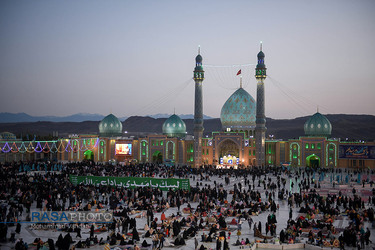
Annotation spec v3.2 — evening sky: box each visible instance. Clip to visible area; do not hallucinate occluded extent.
[1,0,374,119]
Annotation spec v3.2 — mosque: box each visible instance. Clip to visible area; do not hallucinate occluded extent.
[1,47,374,169]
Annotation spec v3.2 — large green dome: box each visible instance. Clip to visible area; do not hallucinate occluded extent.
[304,112,332,137]
[220,87,256,130]
[99,114,123,137]
[162,114,186,138]
[0,132,16,140]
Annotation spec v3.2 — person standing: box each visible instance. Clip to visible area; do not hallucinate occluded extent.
[161,212,166,222]
[158,234,164,249]
[122,217,128,234]
[90,224,94,238]
[216,237,222,250]
[152,234,159,250]
[237,229,241,240]
[247,217,253,230]
[289,208,293,220]
[258,221,262,234]
[15,223,21,234]
[147,207,153,226]
[132,227,140,242]
[223,238,229,250]
[365,228,371,245]
[253,222,257,236]
[237,219,242,231]
[176,197,181,213]
[76,226,82,238]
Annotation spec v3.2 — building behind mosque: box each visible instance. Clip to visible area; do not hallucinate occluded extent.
[0,48,374,169]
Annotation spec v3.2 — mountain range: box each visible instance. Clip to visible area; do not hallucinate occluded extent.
[0,112,212,123]
[0,113,374,141]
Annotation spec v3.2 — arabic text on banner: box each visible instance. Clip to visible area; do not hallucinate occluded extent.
[69,175,190,191]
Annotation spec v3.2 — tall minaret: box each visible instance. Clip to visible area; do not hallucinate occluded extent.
[193,47,204,167]
[255,42,267,166]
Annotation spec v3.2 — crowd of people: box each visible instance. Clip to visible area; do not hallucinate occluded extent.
[0,160,374,249]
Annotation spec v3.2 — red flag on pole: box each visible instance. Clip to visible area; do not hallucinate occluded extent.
[236,69,241,76]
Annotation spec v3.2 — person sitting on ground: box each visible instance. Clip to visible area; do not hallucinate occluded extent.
[245,238,250,245]
[199,244,207,250]
[75,240,83,248]
[48,239,55,250]
[201,232,207,242]
[119,237,126,245]
[141,240,151,247]
[99,237,104,245]
[109,235,117,245]
[145,227,154,237]
[15,239,25,250]
[86,237,91,247]
[116,232,123,240]
[174,234,185,245]
[235,238,241,246]
[32,237,41,246]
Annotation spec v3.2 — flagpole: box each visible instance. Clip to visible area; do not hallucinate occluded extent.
[236,69,242,88]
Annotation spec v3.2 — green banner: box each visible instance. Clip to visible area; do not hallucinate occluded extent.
[69,175,190,191]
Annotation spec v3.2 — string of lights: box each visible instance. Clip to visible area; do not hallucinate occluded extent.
[0,138,100,154]
[268,76,313,115]
[268,75,331,114]
[134,77,193,116]
[204,65,253,90]
[203,63,256,68]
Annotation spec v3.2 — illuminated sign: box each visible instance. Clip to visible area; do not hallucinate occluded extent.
[339,145,375,159]
[115,143,132,155]
[220,155,239,165]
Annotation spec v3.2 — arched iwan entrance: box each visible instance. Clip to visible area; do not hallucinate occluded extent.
[217,139,240,168]
[84,150,94,161]
[306,154,320,168]
[152,151,163,164]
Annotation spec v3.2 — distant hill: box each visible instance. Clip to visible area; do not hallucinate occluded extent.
[122,116,222,136]
[0,114,374,141]
[148,113,212,119]
[122,114,375,141]
[265,114,375,141]
[0,112,211,123]
[0,121,99,138]
[0,112,106,123]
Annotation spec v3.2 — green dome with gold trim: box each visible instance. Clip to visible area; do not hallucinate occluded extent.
[162,114,186,138]
[304,112,332,137]
[220,87,256,131]
[99,114,123,137]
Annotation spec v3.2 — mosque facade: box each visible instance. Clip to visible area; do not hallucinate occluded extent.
[1,49,375,169]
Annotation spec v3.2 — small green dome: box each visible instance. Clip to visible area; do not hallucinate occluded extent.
[256,50,266,69]
[220,88,256,130]
[0,132,16,140]
[304,112,332,137]
[195,53,203,72]
[257,51,265,58]
[195,54,202,63]
[162,114,186,138]
[99,114,123,137]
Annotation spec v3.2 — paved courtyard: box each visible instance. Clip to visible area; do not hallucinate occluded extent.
[1,168,375,250]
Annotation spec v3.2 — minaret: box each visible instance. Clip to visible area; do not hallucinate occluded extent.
[193,47,204,167]
[255,42,267,166]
